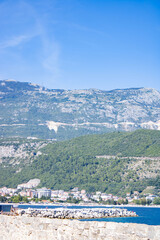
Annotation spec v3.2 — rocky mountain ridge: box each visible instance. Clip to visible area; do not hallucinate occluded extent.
[0,79,160,139]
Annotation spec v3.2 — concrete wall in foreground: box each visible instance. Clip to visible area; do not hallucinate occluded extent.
[0,215,160,240]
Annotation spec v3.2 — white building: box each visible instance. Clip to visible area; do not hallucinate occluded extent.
[37,188,51,198]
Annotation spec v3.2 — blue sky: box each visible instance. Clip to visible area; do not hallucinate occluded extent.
[0,0,159,90]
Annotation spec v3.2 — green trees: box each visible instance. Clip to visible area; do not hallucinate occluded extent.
[10,194,29,203]
[117,199,128,205]
[11,194,23,203]
[0,196,7,203]
[153,197,160,205]
[0,129,160,195]
[67,197,80,204]
[133,198,152,205]
[140,198,147,205]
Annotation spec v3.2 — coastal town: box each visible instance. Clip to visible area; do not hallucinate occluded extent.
[0,179,159,205]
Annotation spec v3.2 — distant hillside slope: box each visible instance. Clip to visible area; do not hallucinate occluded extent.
[0,130,160,195]
[0,80,160,140]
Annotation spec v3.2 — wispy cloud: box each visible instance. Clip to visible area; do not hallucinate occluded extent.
[0,0,61,82]
[33,13,60,79]
[0,34,36,49]
[21,1,61,79]
[42,40,60,76]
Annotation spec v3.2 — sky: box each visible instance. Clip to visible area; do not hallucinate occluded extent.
[0,0,159,91]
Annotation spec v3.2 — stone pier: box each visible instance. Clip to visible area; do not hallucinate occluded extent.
[0,215,160,240]
[17,207,137,219]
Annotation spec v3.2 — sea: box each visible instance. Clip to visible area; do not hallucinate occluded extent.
[18,205,160,226]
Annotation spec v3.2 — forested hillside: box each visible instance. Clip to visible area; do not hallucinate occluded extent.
[0,130,160,195]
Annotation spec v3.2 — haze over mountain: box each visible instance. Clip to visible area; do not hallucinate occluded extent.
[0,79,160,140]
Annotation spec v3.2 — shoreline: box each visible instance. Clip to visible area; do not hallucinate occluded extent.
[17,203,160,208]
[1,202,160,208]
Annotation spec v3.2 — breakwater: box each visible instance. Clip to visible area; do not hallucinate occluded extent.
[0,215,160,240]
[17,207,137,219]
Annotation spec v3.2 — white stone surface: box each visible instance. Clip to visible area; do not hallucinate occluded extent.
[0,215,160,240]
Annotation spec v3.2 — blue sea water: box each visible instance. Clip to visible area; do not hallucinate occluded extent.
[18,205,160,226]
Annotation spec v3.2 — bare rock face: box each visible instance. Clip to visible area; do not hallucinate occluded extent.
[0,215,160,240]
[0,138,48,167]
[0,80,160,140]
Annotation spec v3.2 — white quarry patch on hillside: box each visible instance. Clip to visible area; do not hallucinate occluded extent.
[141,120,160,130]
[45,118,160,134]
[46,121,66,133]
[27,136,38,140]
[2,119,160,134]
[17,178,40,189]
[46,121,116,132]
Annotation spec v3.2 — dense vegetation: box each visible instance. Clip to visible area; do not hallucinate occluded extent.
[0,130,160,196]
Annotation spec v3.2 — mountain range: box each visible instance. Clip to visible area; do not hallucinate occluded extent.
[0,79,160,140]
